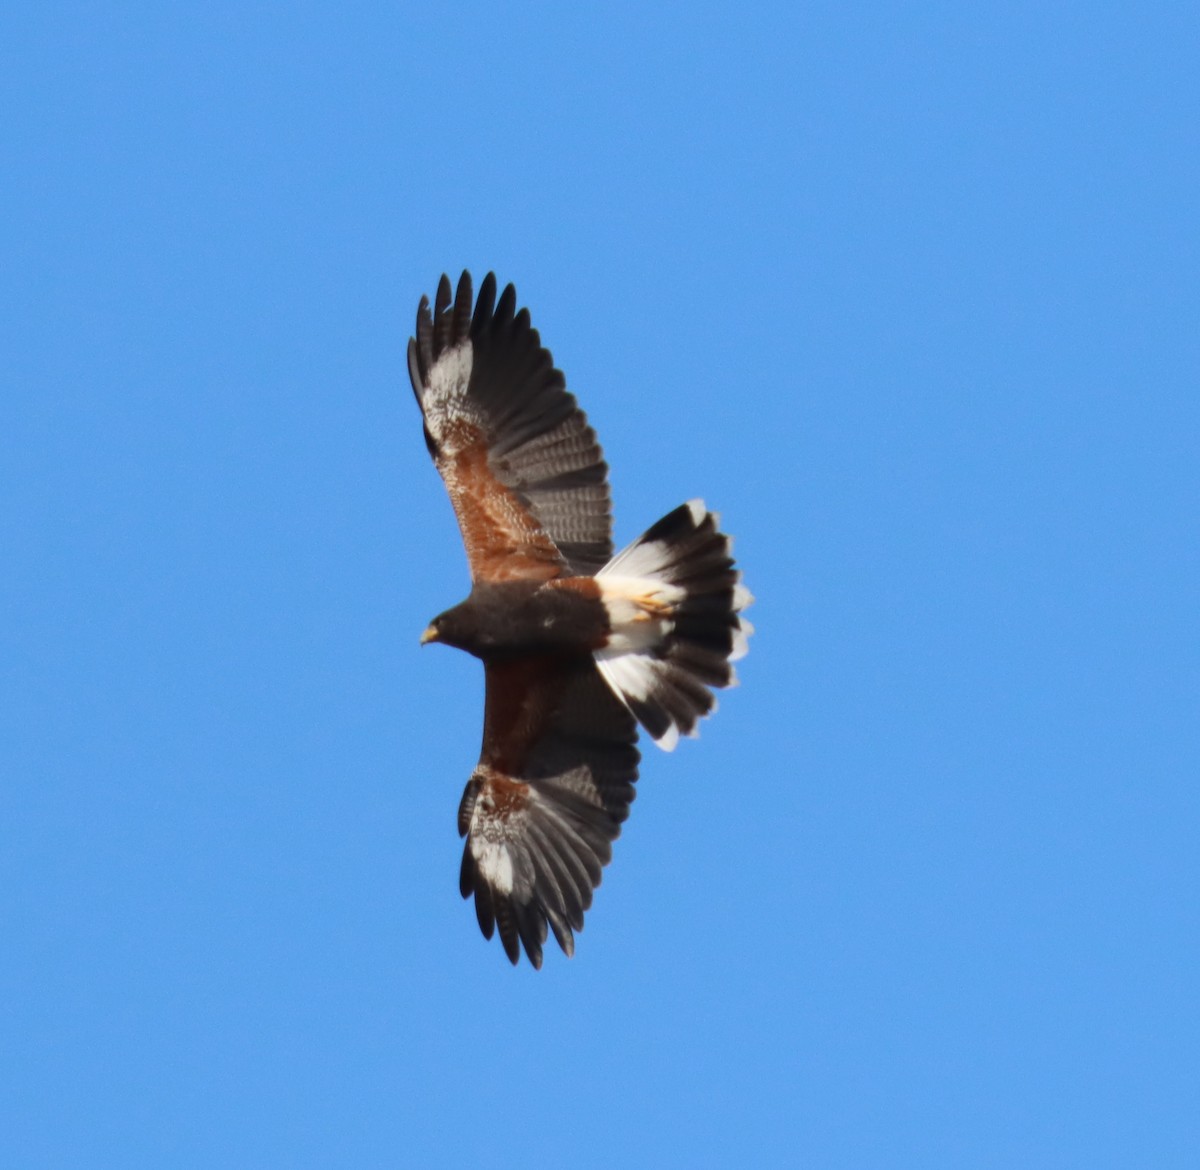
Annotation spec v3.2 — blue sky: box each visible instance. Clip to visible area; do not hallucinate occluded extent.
[2,3,1197,1166]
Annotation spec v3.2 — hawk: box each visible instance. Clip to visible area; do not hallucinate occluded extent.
[408,272,752,967]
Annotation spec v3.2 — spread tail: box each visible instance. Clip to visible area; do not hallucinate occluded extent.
[593,499,753,750]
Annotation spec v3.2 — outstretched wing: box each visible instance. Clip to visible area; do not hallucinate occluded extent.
[407,271,613,581]
[457,657,640,967]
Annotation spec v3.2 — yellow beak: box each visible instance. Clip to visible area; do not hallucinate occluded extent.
[419,624,439,646]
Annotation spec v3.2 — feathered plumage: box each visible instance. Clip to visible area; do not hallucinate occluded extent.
[409,271,753,967]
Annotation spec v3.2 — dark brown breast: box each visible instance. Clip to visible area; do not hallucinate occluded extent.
[438,579,610,659]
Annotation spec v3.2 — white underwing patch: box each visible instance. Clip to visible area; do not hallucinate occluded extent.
[471,837,515,895]
[423,341,475,440]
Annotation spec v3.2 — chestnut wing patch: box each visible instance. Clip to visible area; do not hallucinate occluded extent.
[457,658,640,967]
[408,271,614,582]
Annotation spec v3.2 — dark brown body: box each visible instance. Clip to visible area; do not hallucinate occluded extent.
[425,578,608,660]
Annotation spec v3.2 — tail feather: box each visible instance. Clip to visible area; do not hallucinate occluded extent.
[593,500,753,750]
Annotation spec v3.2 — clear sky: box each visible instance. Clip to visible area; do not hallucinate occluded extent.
[2,3,1197,1167]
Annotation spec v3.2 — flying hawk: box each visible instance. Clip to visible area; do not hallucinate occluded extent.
[408,271,752,967]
